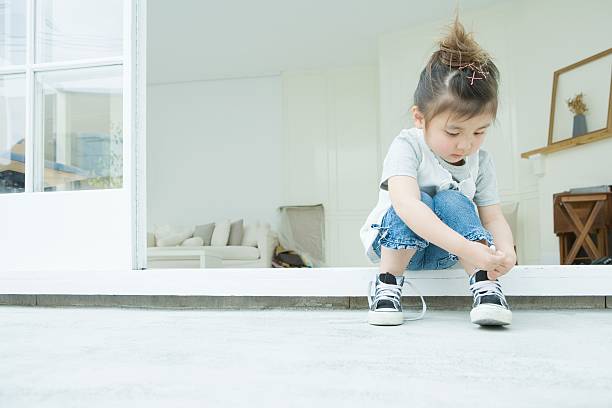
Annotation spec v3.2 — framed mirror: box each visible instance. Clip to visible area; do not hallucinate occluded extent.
[548,48,612,146]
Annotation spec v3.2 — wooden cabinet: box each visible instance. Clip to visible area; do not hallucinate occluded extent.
[553,192,612,264]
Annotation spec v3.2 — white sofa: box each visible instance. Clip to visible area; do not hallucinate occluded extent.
[147,222,278,269]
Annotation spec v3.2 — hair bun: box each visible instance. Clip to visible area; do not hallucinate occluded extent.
[436,16,491,68]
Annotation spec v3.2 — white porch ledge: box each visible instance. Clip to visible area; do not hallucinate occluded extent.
[1,266,611,296]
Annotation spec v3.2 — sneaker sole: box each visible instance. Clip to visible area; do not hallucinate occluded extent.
[470,304,512,326]
[368,310,404,326]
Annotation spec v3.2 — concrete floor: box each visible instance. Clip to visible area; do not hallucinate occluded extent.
[1,307,611,407]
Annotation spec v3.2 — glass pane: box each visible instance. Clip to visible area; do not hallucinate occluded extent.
[0,75,25,194]
[552,53,612,143]
[0,74,25,193]
[0,0,26,65]
[36,0,123,63]
[36,65,123,192]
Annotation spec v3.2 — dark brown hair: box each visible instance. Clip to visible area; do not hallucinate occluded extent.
[413,16,499,127]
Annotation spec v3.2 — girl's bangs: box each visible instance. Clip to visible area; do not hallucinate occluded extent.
[425,96,498,126]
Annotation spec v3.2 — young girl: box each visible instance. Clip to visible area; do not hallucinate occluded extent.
[360,17,516,327]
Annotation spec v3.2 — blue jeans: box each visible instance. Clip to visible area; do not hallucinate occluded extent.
[371,189,494,270]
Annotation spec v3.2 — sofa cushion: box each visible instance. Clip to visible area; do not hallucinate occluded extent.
[241,222,259,247]
[147,232,156,248]
[181,236,204,247]
[211,219,231,246]
[204,246,260,260]
[193,222,215,246]
[228,219,244,246]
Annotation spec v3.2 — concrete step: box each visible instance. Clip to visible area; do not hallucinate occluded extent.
[1,294,608,310]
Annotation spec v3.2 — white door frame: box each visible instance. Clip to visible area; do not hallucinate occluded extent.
[130,0,147,270]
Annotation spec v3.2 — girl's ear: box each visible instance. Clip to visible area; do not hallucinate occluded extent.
[411,105,425,129]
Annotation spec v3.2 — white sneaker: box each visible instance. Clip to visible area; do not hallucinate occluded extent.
[469,270,512,326]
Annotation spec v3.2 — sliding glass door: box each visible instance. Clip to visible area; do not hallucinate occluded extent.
[0,0,144,271]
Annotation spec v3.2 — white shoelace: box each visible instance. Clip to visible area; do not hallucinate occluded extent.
[469,279,508,307]
[367,279,427,321]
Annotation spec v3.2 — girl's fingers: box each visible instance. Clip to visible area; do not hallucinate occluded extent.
[489,265,511,280]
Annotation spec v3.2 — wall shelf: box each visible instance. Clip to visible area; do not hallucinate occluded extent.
[521,129,612,158]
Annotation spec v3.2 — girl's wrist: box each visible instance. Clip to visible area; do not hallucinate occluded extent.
[496,244,515,256]
[452,238,474,259]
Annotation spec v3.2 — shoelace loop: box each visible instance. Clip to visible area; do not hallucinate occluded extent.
[469,279,508,306]
[367,279,427,321]
[371,282,402,307]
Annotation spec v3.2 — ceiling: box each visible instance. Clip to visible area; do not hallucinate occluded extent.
[147,0,508,84]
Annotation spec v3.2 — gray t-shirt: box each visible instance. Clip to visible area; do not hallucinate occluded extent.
[379,129,500,207]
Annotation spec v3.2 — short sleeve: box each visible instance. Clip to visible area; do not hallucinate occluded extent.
[473,150,500,206]
[379,134,420,191]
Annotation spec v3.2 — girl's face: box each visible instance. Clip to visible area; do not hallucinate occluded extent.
[412,107,493,164]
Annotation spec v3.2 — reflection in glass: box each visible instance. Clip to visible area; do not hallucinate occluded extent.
[36,65,123,192]
[0,74,25,194]
[36,0,123,63]
[0,0,26,66]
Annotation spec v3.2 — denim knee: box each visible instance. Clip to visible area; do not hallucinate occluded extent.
[433,189,494,247]
[433,190,475,221]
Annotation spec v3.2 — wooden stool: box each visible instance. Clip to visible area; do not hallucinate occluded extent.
[553,192,612,264]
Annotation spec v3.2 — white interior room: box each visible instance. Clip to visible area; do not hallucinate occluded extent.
[146,0,612,268]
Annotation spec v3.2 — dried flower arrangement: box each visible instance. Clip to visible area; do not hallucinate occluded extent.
[566,93,588,115]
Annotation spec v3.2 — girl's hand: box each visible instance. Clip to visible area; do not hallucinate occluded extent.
[488,248,516,280]
[460,241,505,272]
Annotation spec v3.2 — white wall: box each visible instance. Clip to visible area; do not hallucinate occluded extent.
[147,67,378,267]
[0,189,132,272]
[282,66,379,266]
[147,76,283,231]
[511,0,612,263]
[377,0,612,264]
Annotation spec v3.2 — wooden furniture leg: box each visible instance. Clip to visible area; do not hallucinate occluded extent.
[559,233,566,265]
[562,200,605,264]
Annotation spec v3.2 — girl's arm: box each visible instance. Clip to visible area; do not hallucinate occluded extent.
[388,175,504,271]
[478,204,516,277]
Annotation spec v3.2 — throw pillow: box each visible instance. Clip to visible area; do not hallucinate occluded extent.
[193,222,215,246]
[147,232,156,248]
[241,221,259,247]
[210,219,231,246]
[181,236,204,247]
[154,225,194,247]
[228,219,244,246]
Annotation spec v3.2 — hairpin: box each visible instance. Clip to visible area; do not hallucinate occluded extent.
[448,50,490,85]
[458,62,490,85]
